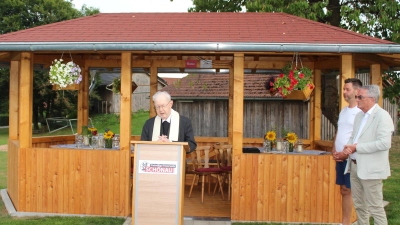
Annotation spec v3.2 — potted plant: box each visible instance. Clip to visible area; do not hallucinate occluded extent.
[269,63,315,101]
[49,59,82,90]
[111,77,138,94]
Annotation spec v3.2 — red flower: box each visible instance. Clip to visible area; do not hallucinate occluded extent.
[299,73,304,79]
[279,73,284,78]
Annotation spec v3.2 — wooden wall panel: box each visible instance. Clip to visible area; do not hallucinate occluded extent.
[231,153,356,223]
[16,147,130,216]
[7,140,19,210]
[175,100,309,139]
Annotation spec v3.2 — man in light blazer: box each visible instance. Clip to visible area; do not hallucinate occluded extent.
[343,85,394,225]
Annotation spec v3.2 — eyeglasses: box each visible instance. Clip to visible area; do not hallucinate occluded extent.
[355,95,373,100]
[154,101,171,110]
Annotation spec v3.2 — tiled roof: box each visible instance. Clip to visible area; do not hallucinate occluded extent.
[0,12,394,44]
[162,74,280,99]
[162,78,180,85]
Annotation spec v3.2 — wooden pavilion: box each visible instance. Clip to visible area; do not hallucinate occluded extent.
[1,12,400,223]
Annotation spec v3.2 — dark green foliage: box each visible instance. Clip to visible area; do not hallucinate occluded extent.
[0,69,9,114]
[382,71,400,104]
[0,115,8,126]
[0,0,100,34]
[188,0,246,12]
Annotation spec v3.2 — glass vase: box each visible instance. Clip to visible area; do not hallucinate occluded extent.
[289,142,294,152]
[83,135,91,146]
[263,140,271,153]
[105,139,113,148]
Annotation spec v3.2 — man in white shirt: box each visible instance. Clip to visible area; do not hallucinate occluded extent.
[332,78,362,225]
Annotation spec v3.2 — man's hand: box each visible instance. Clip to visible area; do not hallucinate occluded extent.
[333,151,348,162]
[343,144,356,155]
[157,135,170,142]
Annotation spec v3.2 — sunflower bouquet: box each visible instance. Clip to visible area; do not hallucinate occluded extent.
[103,128,115,148]
[285,132,298,152]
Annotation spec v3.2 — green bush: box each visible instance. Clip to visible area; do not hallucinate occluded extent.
[0,114,8,126]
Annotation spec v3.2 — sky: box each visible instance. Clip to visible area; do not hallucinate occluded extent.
[72,0,194,78]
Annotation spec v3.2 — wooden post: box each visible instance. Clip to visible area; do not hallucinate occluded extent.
[232,53,244,156]
[228,66,234,144]
[78,62,89,132]
[9,60,20,140]
[120,52,132,151]
[19,52,33,148]
[340,54,355,110]
[149,62,158,118]
[370,64,383,106]
[313,69,322,145]
[231,53,245,222]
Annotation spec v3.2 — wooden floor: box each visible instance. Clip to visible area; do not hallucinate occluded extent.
[183,183,231,218]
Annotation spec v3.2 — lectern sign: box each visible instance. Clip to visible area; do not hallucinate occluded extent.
[139,160,178,174]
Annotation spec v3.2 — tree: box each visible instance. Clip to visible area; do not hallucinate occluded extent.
[0,0,99,34]
[188,0,246,12]
[0,0,100,130]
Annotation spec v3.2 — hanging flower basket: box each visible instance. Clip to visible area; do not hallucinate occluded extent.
[49,59,82,90]
[268,53,315,101]
[284,82,314,101]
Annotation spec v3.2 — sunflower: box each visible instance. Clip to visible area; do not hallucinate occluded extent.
[264,130,276,142]
[104,130,114,139]
[286,132,298,144]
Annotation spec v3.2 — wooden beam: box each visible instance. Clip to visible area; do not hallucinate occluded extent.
[370,64,383,106]
[231,53,244,222]
[79,63,89,129]
[149,62,157,118]
[232,53,244,157]
[228,66,234,144]
[19,52,33,148]
[9,60,19,140]
[340,54,355,110]
[313,69,322,145]
[120,52,132,151]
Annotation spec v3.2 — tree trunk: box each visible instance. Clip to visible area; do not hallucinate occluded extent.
[326,0,341,27]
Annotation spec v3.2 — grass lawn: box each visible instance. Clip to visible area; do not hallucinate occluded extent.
[0,129,8,145]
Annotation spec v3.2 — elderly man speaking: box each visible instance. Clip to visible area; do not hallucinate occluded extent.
[140,91,197,152]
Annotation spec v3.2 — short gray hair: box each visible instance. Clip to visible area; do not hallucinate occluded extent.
[152,91,171,102]
[361,85,380,103]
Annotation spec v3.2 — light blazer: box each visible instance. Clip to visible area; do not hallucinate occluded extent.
[345,105,394,180]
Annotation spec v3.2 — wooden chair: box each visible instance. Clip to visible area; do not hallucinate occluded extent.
[214,143,233,200]
[188,145,225,203]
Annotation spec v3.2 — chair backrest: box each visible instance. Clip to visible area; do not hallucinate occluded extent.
[191,145,213,169]
[213,143,232,168]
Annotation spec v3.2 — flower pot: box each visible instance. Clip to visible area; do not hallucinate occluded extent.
[52,83,79,90]
[284,83,314,101]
